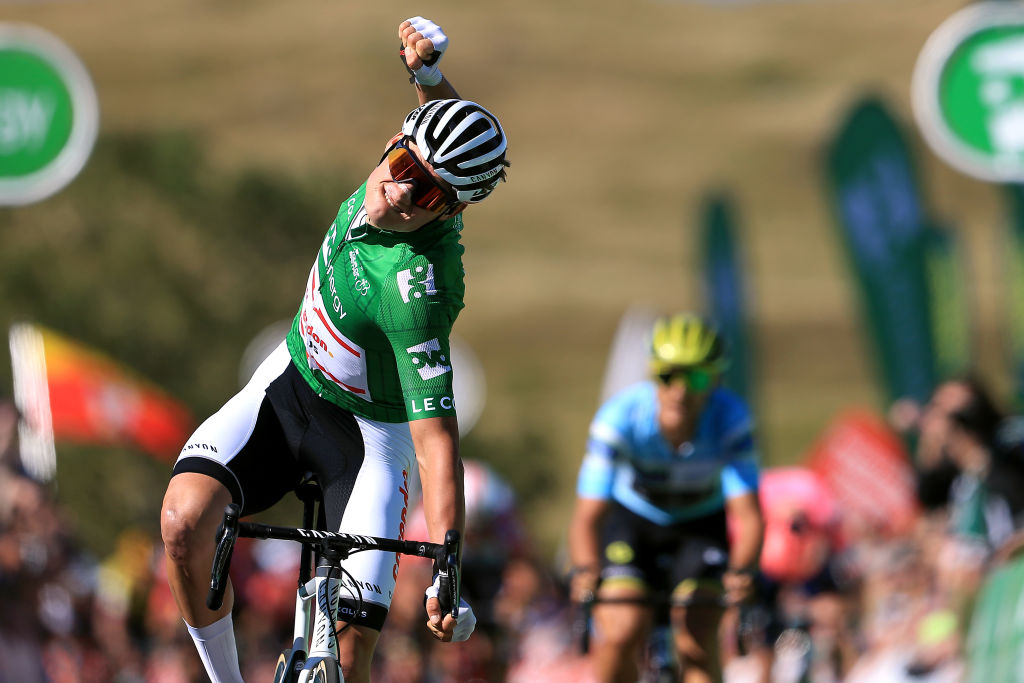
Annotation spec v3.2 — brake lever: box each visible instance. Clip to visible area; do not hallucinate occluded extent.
[206,503,240,610]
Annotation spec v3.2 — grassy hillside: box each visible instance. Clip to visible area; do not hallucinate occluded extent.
[1,0,1011,556]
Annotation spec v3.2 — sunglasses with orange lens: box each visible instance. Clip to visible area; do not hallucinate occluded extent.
[382,137,460,214]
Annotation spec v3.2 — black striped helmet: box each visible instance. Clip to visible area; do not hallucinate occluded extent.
[401,99,508,204]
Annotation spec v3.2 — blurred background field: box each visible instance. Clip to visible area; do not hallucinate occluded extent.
[0,0,1012,558]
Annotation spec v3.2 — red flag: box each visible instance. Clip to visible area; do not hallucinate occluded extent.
[805,409,919,540]
[9,323,193,479]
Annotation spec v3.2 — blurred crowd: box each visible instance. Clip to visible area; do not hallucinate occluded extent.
[3,374,1024,682]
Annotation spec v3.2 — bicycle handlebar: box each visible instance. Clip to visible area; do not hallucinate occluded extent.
[205,504,462,618]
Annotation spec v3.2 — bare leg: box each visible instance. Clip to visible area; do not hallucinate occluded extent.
[673,600,726,683]
[336,624,382,683]
[160,472,234,626]
[592,587,652,683]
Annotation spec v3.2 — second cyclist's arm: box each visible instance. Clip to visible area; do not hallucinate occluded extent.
[410,415,465,545]
[724,490,763,572]
[569,496,608,574]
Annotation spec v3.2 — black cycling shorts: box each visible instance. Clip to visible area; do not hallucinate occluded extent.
[172,342,417,630]
[599,502,730,596]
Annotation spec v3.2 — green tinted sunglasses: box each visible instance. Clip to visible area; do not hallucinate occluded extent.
[656,367,715,392]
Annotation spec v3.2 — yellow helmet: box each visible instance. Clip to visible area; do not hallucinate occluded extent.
[649,313,729,374]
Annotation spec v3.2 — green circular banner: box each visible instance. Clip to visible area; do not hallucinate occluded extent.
[913,3,1024,183]
[0,24,98,205]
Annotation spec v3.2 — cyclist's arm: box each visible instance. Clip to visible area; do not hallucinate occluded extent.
[411,415,464,640]
[724,490,763,573]
[570,422,621,599]
[400,19,462,104]
[719,408,763,574]
[410,415,465,545]
[569,497,607,603]
[569,496,609,583]
[414,77,460,104]
[723,490,763,604]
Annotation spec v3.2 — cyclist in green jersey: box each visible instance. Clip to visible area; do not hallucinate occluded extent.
[159,16,508,683]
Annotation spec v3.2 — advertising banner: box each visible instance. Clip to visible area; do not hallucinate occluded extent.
[805,410,919,539]
[700,192,755,404]
[1003,184,1024,405]
[913,3,1024,183]
[825,96,938,406]
[921,224,973,380]
[0,24,98,205]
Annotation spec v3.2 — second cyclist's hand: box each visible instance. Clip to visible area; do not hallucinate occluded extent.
[723,569,756,605]
[570,566,600,604]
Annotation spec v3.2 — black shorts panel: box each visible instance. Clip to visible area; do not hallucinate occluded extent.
[173,395,303,516]
[267,362,365,531]
[599,502,729,594]
[173,361,365,527]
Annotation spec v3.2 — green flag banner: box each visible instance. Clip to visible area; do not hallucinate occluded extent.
[1003,184,1024,405]
[825,96,938,406]
[699,192,754,404]
[921,224,973,380]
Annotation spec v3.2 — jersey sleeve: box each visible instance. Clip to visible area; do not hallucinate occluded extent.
[716,392,761,499]
[576,395,632,500]
[378,252,464,421]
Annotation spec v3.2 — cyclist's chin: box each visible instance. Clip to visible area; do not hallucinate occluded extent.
[366,196,431,232]
[659,401,688,423]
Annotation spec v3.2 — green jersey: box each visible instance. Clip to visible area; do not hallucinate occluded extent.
[286,184,466,423]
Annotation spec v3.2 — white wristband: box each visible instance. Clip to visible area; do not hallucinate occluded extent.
[412,65,443,87]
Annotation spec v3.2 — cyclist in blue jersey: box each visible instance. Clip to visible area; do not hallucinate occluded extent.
[568,313,764,683]
[159,16,508,683]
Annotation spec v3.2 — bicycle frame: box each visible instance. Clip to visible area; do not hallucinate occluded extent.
[207,484,460,683]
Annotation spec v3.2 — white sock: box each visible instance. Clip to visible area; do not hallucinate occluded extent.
[185,613,244,683]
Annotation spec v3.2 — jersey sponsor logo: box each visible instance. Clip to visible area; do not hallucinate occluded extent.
[410,395,455,414]
[317,229,348,318]
[606,541,635,565]
[348,248,362,277]
[348,248,371,297]
[345,578,383,595]
[182,442,218,454]
[393,468,410,581]
[338,605,369,620]
[406,338,451,380]
[300,264,372,400]
[397,264,437,303]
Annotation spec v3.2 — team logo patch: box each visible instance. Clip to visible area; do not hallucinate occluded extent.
[605,541,635,565]
[397,264,437,303]
[406,338,452,380]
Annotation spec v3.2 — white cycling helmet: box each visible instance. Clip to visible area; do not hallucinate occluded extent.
[401,99,508,204]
